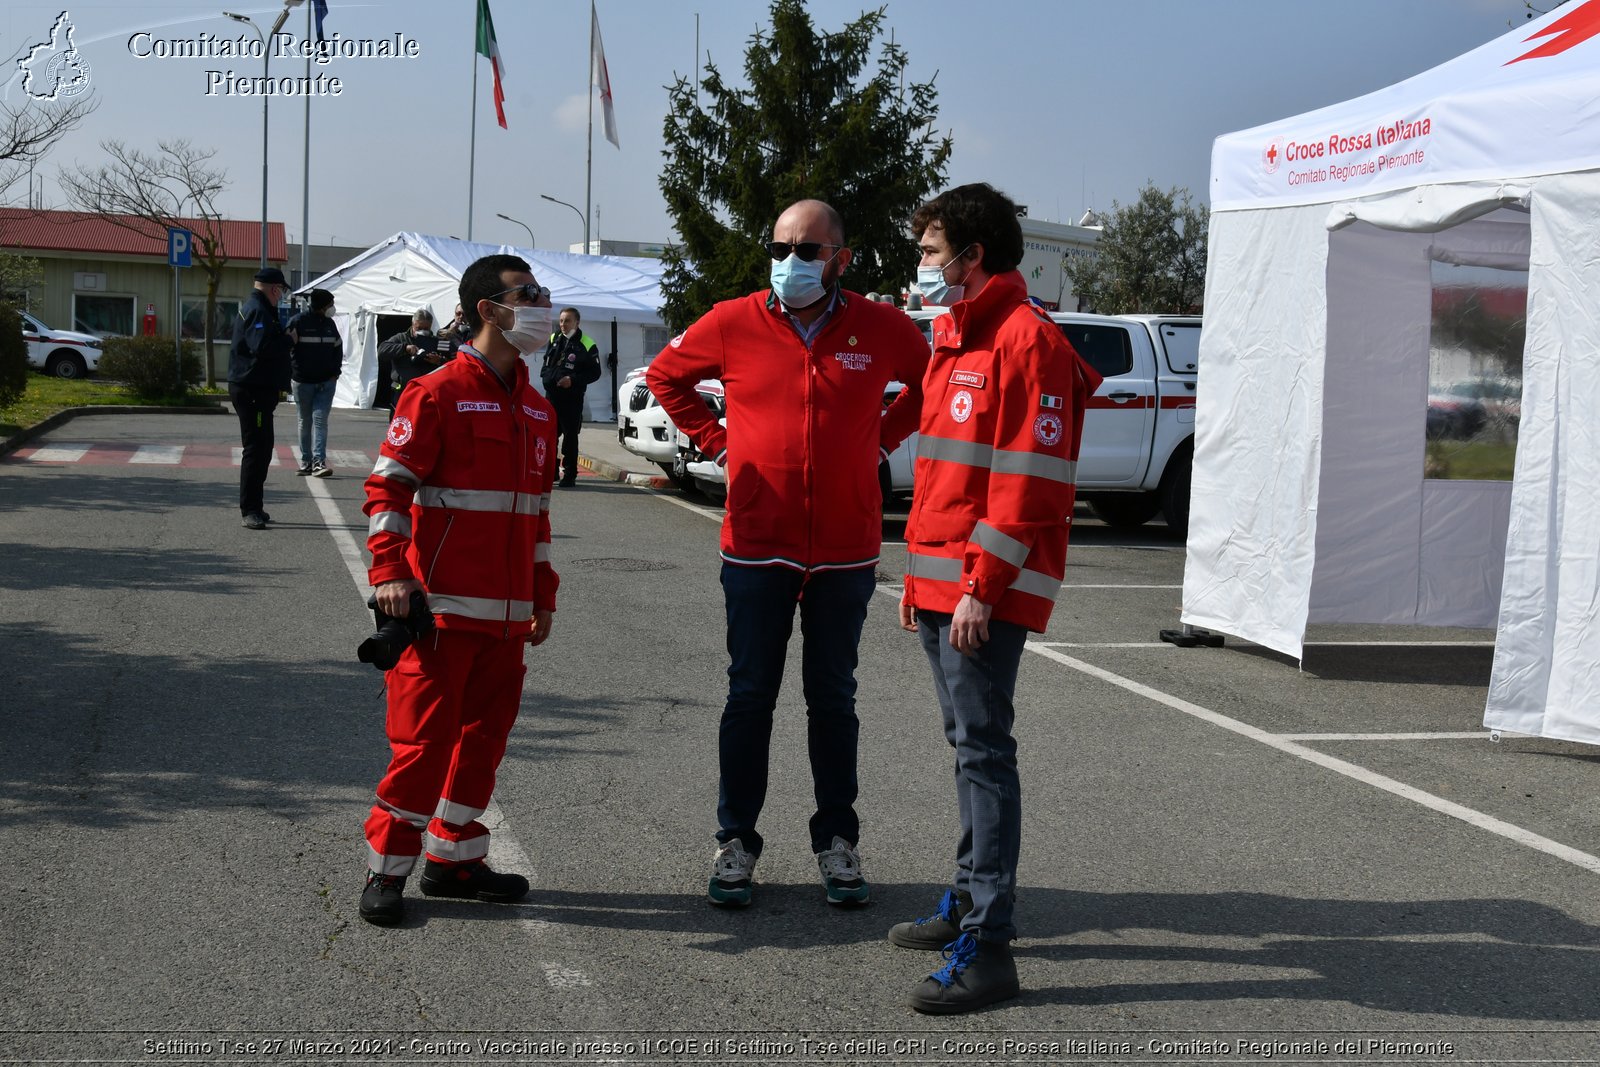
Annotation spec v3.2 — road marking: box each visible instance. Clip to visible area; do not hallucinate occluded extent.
[641,486,725,522]
[1278,731,1497,741]
[129,444,183,464]
[1025,643,1600,876]
[232,446,280,467]
[307,477,592,990]
[328,449,373,469]
[1035,641,1176,648]
[26,443,91,462]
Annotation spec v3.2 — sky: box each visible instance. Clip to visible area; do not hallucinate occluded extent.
[1,0,1539,255]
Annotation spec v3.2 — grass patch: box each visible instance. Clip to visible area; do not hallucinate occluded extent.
[0,373,225,439]
[1425,439,1517,481]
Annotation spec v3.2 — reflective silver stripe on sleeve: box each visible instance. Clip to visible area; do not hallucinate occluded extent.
[416,486,516,512]
[992,448,1077,484]
[918,434,995,469]
[368,510,412,540]
[422,831,490,863]
[427,594,537,621]
[515,496,541,516]
[372,455,421,487]
[535,543,551,564]
[434,798,486,826]
[1011,567,1063,600]
[972,521,1030,568]
[907,551,962,582]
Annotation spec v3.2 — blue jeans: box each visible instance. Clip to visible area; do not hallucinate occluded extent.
[717,563,875,856]
[293,379,336,466]
[917,609,1028,943]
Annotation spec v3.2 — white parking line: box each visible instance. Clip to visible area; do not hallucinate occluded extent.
[307,477,591,988]
[1278,731,1496,741]
[1027,643,1600,876]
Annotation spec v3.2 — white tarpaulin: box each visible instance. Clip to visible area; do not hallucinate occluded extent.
[1183,2,1600,745]
[301,232,667,415]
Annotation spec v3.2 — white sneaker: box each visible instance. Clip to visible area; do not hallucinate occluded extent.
[708,838,756,907]
[816,836,870,905]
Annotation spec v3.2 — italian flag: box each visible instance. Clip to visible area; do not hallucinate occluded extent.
[476,0,508,128]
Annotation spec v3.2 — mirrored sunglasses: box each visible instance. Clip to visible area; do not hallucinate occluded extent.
[765,241,841,263]
[492,283,552,303]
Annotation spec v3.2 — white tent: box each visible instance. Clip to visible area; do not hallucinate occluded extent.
[302,232,668,417]
[1183,5,1600,745]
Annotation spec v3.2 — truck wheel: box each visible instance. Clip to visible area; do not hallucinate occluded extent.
[657,462,691,490]
[1087,494,1161,528]
[1159,445,1193,539]
[47,351,88,379]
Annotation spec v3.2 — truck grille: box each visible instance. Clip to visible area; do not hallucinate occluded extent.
[629,382,651,411]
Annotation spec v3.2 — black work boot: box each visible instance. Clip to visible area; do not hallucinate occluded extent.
[909,932,1020,1014]
[359,871,406,926]
[418,859,529,903]
[888,888,973,949]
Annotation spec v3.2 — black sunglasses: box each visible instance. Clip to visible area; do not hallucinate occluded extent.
[491,283,552,303]
[765,241,841,263]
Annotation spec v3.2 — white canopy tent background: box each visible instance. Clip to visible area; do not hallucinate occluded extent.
[301,232,668,417]
[1183,1,1600,745]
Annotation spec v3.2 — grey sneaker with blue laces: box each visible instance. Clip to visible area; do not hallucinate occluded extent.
[815,836,870,905]
[889,888,973,949]
[909,931,1020,1014]
[708,838,756,907]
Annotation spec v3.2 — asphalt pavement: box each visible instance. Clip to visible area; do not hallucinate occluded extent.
[4,405,1600,1065]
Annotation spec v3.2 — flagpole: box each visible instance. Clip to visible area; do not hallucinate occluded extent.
[468,14,479,241]
[300,0,311,288]
[585,1,594,254]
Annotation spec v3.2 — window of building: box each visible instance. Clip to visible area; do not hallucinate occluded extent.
[181,298,241,341]
[73,293,135,337]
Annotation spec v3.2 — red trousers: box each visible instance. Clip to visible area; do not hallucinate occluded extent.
[364,628,526,876]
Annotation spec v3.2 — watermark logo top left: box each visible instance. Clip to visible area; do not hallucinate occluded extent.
[18,10,92,101]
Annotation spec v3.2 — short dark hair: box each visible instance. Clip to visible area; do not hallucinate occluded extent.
[559,306,580,323]
[309,288,334,311]
[459,254,532,332]
[911,183,1024,275]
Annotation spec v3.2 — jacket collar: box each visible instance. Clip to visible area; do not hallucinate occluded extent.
[936,270,1030,348]
[458,343,528,394]
[764,285,850,316]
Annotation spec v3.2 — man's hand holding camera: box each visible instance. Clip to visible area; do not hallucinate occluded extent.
[364,579,555,664]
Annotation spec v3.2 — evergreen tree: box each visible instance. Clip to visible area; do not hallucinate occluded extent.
[1067,183,1208,314]
[658,0,952,331]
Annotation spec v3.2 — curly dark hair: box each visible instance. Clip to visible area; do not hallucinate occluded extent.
[911,183,1024,275]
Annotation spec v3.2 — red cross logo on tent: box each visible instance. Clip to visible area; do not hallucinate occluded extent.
[950,390,973,424]
[1508,0,1600,64]
[1262,139,1281,174]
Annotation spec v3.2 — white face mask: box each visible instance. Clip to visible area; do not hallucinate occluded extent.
[494,303,553,354]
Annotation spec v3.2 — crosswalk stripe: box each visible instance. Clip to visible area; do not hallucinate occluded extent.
[328,450,373,469]
[26,443,92,462]
[130,445,184,465]
[231,447,280,467]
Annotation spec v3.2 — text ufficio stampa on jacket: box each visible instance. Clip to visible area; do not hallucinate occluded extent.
[363,346,560,635]
[904,271,1103,632]
[646,288,931,571]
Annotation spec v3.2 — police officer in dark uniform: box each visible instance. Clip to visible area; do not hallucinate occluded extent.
[539,306,602,487]
[229,267,293,530]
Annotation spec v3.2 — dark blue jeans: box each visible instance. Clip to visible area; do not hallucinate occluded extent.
[717,563,875,856]
[917,610,1028,943]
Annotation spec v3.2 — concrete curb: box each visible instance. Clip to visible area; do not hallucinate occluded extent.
[0,403,227,461]
[577,452,672,489]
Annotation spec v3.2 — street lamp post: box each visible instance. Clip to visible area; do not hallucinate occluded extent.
[495,212,536,250]
[540,194,589,254]
[224,1,301,270]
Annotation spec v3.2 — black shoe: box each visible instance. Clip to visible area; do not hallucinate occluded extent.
[359,871,406,926]
[418,859,529,903]
[889,888,972,949]
[557,475,577,488]
[295,464,313,476]
[909,933,1020,1014]
[241,511,268,530]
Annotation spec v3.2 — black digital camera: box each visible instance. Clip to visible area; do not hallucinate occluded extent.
[357,590,436,671]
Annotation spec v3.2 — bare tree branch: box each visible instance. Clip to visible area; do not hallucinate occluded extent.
[0,95,97,201]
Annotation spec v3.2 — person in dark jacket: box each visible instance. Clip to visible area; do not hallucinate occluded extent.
[539,307,601,487]
[229,267,293,530]
[287,288,343,477]
[378,310,441,417]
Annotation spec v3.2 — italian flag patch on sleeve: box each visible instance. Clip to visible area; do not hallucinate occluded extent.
[1040,394,1063,409]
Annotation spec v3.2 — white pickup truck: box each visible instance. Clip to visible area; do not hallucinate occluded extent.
[620,311,1202,535]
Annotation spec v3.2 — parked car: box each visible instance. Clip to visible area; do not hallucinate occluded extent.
[616,368,724,486]
[19,310,103,379]
[1426,391,1484,440]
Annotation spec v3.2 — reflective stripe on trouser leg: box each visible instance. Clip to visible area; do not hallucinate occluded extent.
[363,629,523,872]
[422,632,527,866]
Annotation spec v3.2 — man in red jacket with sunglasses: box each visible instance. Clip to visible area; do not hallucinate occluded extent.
[648,199,930,910]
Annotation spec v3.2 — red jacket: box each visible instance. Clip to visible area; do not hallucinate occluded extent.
[904,272,1102,631]
[364,346,559,637]
[647,289,930,571]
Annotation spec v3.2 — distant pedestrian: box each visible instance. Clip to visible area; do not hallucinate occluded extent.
[539,307,601,487]
[228,266,292,530]
[378,310,441,417]
[288,288,342,477]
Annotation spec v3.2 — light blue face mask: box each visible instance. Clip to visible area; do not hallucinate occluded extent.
[770,254,829,309]
[915,245,975,306]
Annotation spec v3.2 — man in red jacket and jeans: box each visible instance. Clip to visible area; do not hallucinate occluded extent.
[648,199,930,909]
[891,183,1101,1013]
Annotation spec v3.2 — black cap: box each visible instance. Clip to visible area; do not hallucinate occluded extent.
[254,267,288,285]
